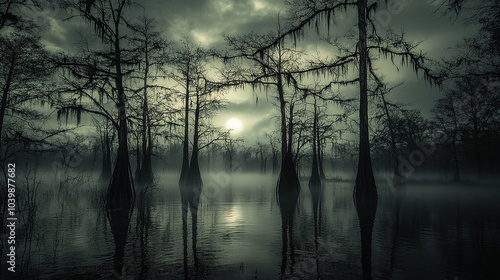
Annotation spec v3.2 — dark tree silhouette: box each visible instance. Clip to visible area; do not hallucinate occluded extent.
[265,131,280,174]
[220,31,306,193]
[107,198,133,279]
[224,137,243,173]
[256,142,267,174]
[308,97,321,188]
[57,0,137,204]
[433,77,500,179]
[432,91,461,182]
[441,1,500,85]
[355,195,377,280]
[0,0,22,30]
[354,0,376,200]
[219,30,318,274]
[254,0,438,200]
[0,0,47,31]
[92,117,114,181]
[0,32,53,150]
[373,99,431,184]
[129,15,169,184]
[371,82,406,184]
[170,39,229,237]
[437,0,500,178]
[170,40,206,189]
[184,77,227,214]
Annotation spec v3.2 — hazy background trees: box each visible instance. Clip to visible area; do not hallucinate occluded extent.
[128,14,170,185]
[0,0,499,205]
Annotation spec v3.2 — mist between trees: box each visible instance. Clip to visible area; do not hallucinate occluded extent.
[1,1,500,279]
[0,0,499,206]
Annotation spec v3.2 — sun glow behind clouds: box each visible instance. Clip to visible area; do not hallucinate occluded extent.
[226,118,243,133]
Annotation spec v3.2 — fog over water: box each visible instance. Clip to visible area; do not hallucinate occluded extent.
[1,169,499,279]
[1,0,500,279]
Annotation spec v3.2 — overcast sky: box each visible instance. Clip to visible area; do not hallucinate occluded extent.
[40,0,479,144]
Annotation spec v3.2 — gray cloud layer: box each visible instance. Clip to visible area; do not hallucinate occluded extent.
[41,0,477,142]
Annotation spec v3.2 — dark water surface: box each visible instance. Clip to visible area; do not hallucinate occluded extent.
[2,172,500,279]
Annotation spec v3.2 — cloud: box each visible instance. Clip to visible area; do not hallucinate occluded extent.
[42,0,475,142]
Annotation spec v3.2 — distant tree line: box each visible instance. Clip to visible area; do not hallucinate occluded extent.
[0,0,499,209]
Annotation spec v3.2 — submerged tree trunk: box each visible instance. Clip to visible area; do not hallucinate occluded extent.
[353,5,378,272]
[318,138,326,180]
[107,98,133,203]
[276,72,300,193]
[354,0,377,200]
[107,22,133,204]
[186,89,203,212]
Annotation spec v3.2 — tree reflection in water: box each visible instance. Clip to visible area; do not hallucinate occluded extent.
[106,198,134,280]
[277,182,300,276]
[310,182,323,279]
[181,189,199,279]
[354,194,377,280]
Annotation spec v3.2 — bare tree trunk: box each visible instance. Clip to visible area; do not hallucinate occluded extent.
[179,66,190,188]
[228,146,233,172]
[277,72,300,192]
[472,109,482,177]
[100,131,109,180]
[260,149,266,174]
[380,92,402,185]
[354,0,377,200]
[100,129,113,180]
[0,52,15,149]
[278,74,288,160]
[309,100,321,188]
[107,17,133,204]
[186,90,203,215]
[272,150,278,174]
[450,96,460,182]
[145,116,153,179]
[140,41,153,184]
[135,134,141,182]
[318,127,326,180]
[287,102,294,156]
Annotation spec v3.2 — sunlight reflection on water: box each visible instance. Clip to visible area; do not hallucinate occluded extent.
[2,172,500,279]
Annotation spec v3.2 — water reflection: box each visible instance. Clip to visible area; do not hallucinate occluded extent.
[277,183,300,275]
[310,182,323,279]
[389,186,406,277]
[5,174,500,279]
[106,199,134,279]
[136,187,152,278]
[354,195,378,280]
[180,189,199,278]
